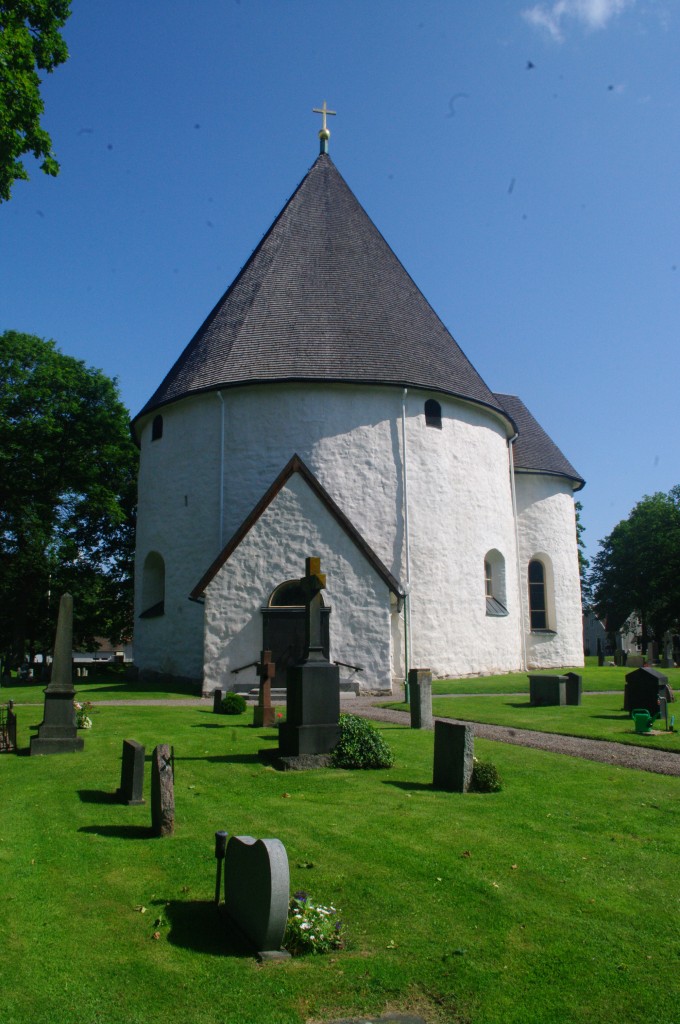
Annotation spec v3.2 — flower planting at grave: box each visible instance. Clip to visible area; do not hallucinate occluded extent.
[73,700,93,729]
[283,891,344,956]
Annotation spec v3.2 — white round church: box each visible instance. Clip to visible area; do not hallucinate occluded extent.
[131,143,584,695]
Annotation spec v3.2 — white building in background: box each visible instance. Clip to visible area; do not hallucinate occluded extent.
[131,139,584,694]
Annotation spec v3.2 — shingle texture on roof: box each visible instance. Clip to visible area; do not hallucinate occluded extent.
[495,393,584,490]
[134,154,505,424]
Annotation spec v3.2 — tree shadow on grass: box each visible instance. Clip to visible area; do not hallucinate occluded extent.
[191,722,227,729]
[165,899,252,958]
[77,788,120,804]
[78,824,155,839]
[382,779,434,792]
[173,752,263,765]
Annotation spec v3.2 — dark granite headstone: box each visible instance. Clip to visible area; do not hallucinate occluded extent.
[278,558,340,757]
[528,674,566,707]
[223,835,290,959]
[151,744,174,836]
[624,667,673,717]
[408,668,433,729]
[116,739,145,805]
[30,593,84,755]
[212,688,223,713]
[432,721,474,792]
[564,672,582,706]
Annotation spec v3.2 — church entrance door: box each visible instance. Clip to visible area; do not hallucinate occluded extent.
[262,579,330,688]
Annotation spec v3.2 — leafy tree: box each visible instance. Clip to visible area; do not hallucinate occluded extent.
[0,331,138,669]
[0,0,71,203]
[574,499,590,604]
[590,487,680,651]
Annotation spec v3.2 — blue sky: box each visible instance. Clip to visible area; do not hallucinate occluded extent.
[2,0,678,562]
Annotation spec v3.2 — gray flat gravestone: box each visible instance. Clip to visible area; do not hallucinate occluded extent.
[224,835,290,960]
[151,744,174,836]
[432,720,474,793]
[116,739,145,805]
[278,558,340,757]
[30,593,84,755]
[212,688,223,713]
[408,668,433,729]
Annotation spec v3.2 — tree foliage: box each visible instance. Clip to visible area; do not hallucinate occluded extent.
[590,486,680,649]
[0,0,71,203]
[0,331,138,666]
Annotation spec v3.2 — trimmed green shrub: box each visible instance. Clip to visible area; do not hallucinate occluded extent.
[330,713,395,769]
[220,691,247,715]
[470,758,502,792]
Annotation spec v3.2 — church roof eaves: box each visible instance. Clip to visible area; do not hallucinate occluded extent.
[495,393,584,491]
[190,453,404,601]
[132,154,506,435]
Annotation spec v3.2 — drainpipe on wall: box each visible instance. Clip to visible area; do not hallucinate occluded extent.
[508,434,527,671]
[217,392,225,548]
[401,388,412,701]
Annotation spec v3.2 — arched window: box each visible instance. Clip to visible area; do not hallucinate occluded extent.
[151,415,163,441]
[484,549,508,616]
[140,551,165,618]
[268,579,325,608]
[528,560,547,630]
[424,398,442,429]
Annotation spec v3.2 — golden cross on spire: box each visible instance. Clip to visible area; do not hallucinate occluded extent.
[313,101,336,153]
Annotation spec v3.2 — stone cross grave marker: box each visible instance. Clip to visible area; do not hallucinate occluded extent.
[151,744,174,836]
[277,557,341,758]
[300,557,326,661]
[30,593,84,755]
[253,650,276,728]
[223,834,290,960]
[116,739,146,805]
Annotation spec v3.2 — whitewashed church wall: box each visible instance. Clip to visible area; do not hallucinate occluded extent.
[514,474,584,669]
[404,400,523,677]
[203,473,393,693]
[133,396,223,680]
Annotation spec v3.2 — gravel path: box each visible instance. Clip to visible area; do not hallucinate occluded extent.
[58,693,680,778]
[351,697,680,778]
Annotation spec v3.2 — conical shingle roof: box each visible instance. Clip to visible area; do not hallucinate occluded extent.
[495,393,584,490]
[133,154,508,429]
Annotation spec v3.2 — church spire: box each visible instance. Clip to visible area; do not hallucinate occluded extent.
[313,101,336,154]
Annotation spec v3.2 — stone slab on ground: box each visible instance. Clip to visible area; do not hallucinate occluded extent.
[259,748,332,771]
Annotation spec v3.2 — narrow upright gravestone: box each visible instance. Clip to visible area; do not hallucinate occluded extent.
[116,739,145,805]
[223,835,290,960]
[151,744,174,836]
[409,668,433,729]
[278,558,340,757]
[253,650,276,728]
[432,721,474,792]
[30,593,84,755]
[212,688,223,714]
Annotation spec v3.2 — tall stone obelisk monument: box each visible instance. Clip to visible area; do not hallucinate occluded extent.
[30,593,84,755]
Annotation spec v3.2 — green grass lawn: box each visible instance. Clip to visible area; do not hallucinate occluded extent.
[3,703,680,1023]
[431,662,680,696]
